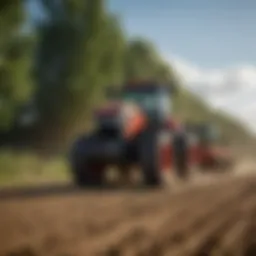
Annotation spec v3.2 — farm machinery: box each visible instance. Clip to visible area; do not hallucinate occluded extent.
[69,81,191,187]
[186,123,234,172]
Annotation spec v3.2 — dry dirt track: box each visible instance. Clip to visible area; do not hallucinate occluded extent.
[0,173,255,256]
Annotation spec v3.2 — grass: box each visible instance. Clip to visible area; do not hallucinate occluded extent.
[0,150,70,188]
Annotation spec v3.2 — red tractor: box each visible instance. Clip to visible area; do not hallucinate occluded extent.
[69,81,191,187]
[186,123,234,172]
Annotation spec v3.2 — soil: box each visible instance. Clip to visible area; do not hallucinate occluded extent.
[0,170,255,256]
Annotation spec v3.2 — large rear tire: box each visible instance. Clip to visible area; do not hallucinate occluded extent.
[138,129,162,187]
[172,132,189,180]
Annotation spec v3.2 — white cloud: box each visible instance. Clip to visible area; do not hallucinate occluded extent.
[166,55,256,134]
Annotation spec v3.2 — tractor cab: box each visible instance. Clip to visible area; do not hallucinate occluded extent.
[121,81,172,124]
[103,81,174,124]
[96,81,175,137]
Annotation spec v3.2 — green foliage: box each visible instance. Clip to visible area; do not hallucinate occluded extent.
[34,0,126,142]
[35,0,105,120]
[125,38,161,80]
[0,0,24,52]
[124,38,180,92]
[0,2,34,131]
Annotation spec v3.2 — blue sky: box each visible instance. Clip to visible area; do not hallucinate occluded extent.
[27,0,256,68]
[108,0,256,68]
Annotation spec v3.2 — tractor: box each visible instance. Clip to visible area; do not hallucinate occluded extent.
[69,81,190,188]
[186,123,234,172]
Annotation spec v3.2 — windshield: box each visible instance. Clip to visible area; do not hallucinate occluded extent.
[122,92,158,111]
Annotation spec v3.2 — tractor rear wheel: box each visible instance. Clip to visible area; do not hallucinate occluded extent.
[172,132,189,180]
[138,129,163,187]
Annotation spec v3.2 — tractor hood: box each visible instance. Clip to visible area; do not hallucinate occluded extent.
[95,101,122,118]
[95,101,144,120]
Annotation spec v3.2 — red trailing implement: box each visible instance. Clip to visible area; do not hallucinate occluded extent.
[186,123,234,172]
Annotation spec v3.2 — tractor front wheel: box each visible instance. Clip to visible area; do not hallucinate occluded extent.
[73,161,105,188]
[70,135,105,188]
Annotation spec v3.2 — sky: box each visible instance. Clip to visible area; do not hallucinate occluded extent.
[28,0,256,133]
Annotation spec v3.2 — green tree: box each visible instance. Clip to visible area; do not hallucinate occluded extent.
[33,0,126,147]
[0,1,34,131]
[124,38,180,90]
[35,0,106,120]
[0,0,24,52]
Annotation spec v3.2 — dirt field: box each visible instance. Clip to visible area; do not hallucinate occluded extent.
[0,170,255,256]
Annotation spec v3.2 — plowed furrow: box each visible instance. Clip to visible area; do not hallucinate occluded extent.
[213,199,256,256]
[96,182,253,256]
[162,197,253,256]
[243,207,256,256]
[132,184,248,255]
[0,176,255,256]
[88,183,246,255]
[72,184,222,255]
[89,184,230,237]
[72,194,205,255]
